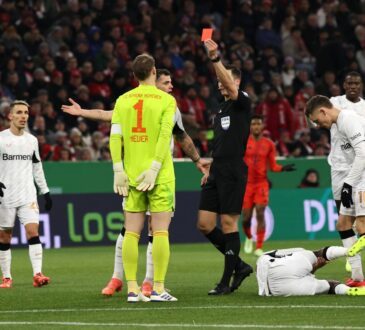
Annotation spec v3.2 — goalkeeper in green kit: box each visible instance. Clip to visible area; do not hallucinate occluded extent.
[110,53,177,303]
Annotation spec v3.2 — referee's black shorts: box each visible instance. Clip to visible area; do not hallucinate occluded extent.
[199,158,247,215]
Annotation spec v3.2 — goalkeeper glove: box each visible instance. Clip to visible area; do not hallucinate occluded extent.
[136,161,161,191]
[281,164,296,172]
[43,192,53,211]
[113,162,129,196]
[341,182,353,208]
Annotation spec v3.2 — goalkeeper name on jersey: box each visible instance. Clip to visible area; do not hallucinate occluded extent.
[110,84,176,186]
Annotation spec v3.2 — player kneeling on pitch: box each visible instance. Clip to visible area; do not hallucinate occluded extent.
[256,247,365,296]
[0,100,52,288]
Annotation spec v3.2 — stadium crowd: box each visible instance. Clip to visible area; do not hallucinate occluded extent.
[0,0,363,161]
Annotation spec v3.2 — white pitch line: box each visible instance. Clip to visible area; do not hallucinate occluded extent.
[1,305,365,314]
[0,322,364,329]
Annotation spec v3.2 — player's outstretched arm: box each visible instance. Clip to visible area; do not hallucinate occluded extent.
[175,131,211,174]
[204,39,238,100]
[62,98,113,122]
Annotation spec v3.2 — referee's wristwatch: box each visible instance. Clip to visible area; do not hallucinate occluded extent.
[211,56,220,63]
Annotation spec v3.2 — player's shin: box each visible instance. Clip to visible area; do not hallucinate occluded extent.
[205,227,226,254]
[112,231,124,281]
[0,243,11,279]
[152,231,170,294]
[28,236,42,275]
[144,235,154,283]
[122,231,140,294]
[243,221,252,239]
[256,229,265,249]
[220,232,240,286]
[339,229,364,281]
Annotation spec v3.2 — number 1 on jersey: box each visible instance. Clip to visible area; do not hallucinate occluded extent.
[132,100,146,133]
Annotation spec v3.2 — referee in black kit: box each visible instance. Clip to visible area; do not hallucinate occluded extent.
[197,38,253,295]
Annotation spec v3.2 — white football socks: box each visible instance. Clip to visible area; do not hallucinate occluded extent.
[112,233,124,281]
[29,244,42,275]
[144,240,154,283]
[0,249,11,279]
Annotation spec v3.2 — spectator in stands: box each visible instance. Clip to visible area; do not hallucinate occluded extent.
[291,129,314,157]
[315,70,336,97]
[298,169,320,188]
[256,87,293,141]
[0,0,363,160]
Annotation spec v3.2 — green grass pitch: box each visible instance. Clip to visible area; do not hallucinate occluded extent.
[1,240,365,329]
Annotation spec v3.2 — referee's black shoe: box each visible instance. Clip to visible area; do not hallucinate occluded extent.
[230,261,253,292]
[208,283,231,295]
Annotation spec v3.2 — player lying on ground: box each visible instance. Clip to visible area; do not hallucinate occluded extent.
[62,69,209,297]
[257,246,365,296]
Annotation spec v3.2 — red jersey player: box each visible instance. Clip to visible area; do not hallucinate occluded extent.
[243,115,295,256]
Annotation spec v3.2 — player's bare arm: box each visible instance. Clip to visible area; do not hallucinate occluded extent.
[61,98,113,122]
[174,131,211,174]
[204,39,238,100]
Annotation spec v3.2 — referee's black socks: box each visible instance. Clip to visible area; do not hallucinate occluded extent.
[220,232,240,286]
[205,227,225,254]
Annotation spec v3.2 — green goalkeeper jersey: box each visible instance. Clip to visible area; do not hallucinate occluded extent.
[110,84,176,186]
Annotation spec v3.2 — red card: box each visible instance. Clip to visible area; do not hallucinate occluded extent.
[201,28,213,41]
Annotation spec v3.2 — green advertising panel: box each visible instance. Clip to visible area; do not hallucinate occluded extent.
[44,158,331,194]
[252,188,338,242]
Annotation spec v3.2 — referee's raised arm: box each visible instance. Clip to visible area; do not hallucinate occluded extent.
[204,39,239,101]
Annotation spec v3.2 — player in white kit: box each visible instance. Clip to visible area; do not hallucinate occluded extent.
[62,69,210,297]
[328,72,365,286]
[0,100,52,288]
[256,247,365,296]
[306,95,365,261]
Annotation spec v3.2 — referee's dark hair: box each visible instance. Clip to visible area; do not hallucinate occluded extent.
[156,69,171,80]
[305,95,333,117]
[251,114,264,122]
[225,65,241,80]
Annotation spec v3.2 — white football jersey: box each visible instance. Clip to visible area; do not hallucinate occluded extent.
[329,95,365,170]
[0,129,49,208]
[336,110,365,185]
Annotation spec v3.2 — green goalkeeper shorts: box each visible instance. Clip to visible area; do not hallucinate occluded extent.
[124,181,175,213]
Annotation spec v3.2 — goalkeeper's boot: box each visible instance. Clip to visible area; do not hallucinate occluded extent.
[231,261,253,292]
[0,277,12,288]
[101,278,123,296]
[244,238,253,254]
[348,236,365,257]
[345,259,352,272]
[347,287,365,296]
[33,273,50,287]
[346,278,365,287]
[254,248,264,257]
[127,291,150,303]
[150,290,178,302]
[141,281,153,297]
